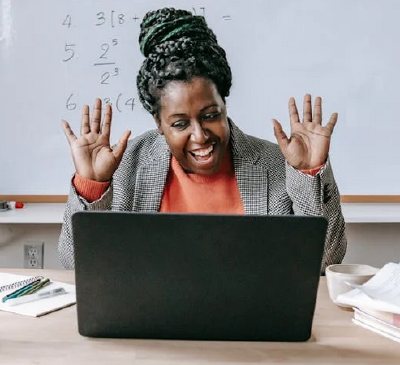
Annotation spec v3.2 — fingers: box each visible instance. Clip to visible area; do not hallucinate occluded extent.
[81,105,90,135]
[101,103,112,137]
[90,98,102,134]
[80,98,113,136]
[325,113,338,134]
[303,94,312,123]
[313,96,322,125]
[288,94,335,132]
[288,97,300,128]
[112,130,132,161]
[62,120,77,145]
[271,119,289,151]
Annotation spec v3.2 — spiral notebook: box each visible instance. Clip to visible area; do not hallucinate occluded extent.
[0,272,76,317]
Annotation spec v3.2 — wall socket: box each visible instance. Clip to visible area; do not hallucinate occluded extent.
[23,242,44,269]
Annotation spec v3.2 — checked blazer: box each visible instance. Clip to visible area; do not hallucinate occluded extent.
[58,120,347,272]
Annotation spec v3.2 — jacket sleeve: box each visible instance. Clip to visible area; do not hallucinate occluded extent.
[58,181,114,269]
[285,158,347,273]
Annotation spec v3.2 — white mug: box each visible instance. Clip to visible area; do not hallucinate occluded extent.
[326,264,379,308]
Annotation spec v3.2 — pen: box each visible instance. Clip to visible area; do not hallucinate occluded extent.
[17,278,51,297]
[2,279,42,302]
[4,287,67,306]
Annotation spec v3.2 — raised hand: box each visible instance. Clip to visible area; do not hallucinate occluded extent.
[62,98,131,182]
[272,94,337,170]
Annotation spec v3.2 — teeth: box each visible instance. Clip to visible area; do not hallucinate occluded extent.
[192,145,213,156]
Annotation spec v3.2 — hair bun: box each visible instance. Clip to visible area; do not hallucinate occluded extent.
[139,7,217,57]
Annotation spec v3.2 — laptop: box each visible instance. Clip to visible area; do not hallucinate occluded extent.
[72,211,327,341]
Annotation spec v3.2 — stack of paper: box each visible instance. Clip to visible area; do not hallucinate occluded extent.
[336,262,400,343]
[0,272,76,317]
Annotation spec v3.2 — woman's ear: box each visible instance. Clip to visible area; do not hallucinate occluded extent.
[153,114,163,135]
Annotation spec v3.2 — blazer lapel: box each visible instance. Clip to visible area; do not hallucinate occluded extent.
[133,136,170,212]
[230,120,269,215]
[234,158,269,215]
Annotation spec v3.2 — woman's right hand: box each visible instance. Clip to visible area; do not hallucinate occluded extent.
[62,98,131,182]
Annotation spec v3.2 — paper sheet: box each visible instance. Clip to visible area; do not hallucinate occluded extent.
[0,273,76,317]
[356,263,400,306]
[336,262,400,314]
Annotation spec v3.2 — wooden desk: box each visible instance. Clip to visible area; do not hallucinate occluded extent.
[1,269,399,364]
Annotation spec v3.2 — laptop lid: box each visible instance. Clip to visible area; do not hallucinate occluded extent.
[72,212,327,341]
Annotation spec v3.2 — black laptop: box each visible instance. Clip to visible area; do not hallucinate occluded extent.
[72,212,327,341]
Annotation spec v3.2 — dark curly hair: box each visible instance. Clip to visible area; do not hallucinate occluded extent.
[136,7,232,117]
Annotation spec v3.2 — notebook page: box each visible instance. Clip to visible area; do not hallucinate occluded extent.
[0,273,76,317]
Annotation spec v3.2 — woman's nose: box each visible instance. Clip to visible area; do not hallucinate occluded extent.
[190,122,208,143]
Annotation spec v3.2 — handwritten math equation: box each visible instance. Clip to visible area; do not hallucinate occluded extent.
[62,7,232,113]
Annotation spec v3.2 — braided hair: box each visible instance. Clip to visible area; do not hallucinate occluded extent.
[137,7,232,117]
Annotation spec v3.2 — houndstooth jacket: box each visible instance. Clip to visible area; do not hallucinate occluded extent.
[58,120,347,272]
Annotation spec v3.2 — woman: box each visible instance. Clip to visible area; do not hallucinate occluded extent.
[59,7,346,271]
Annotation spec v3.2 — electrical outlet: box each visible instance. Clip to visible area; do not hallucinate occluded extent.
[24,242,44,269]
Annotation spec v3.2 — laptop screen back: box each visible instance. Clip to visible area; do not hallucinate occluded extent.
[72,212,327,341]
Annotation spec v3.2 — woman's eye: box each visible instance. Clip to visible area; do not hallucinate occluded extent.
[172,121,188,129]
[202,113,220,121]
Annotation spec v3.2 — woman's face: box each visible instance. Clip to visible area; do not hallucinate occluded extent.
[155,77,230,176]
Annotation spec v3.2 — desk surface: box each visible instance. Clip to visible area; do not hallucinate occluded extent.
[1,269,399,364]
[1,202,400,223]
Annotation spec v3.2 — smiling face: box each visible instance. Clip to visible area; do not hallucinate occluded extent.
[154,77,231,176]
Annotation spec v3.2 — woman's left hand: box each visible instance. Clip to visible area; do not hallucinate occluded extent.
[272,94,337,170]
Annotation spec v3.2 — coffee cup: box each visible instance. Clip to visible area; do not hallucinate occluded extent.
[326,264,379,309]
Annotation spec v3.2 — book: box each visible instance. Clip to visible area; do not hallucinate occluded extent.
[0,272,76,317]
[335,262,400,343]
[357,307,400,328]
[353,308,400,343]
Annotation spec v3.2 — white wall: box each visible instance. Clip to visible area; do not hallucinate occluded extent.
[0,224,64,269]
[343,224,400,267]
[0,223,399,270]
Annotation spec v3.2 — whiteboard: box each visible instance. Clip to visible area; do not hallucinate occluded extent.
[1,0,399,196]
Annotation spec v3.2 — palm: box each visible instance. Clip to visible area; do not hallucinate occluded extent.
[272,95,337,170]
[62,98,131,182]
[69,132,117,182]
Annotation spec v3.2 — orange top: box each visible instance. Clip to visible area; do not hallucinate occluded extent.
[73,174,110,203]
[301,164,324,176]
[159,151,244,214]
